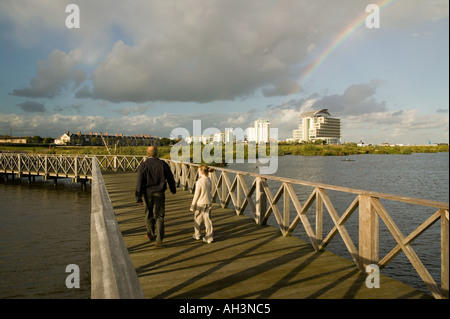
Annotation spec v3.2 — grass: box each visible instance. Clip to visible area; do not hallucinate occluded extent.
[1,143,448,159]
[277,143,449,156]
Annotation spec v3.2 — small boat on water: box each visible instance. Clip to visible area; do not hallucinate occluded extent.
[341,158,355,162]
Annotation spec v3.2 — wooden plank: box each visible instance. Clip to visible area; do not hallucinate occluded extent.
[103,171,431,299]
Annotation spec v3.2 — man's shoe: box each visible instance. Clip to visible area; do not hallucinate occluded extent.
[155,241,163,248]
[193,235,201,241]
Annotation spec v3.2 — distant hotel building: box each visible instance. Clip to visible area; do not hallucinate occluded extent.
[292,109,341,144]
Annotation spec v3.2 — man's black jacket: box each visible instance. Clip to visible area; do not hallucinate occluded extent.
[135,157,176,203]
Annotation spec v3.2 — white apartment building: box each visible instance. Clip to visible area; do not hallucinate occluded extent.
[224,129,234,144]
[256,120,270,143]
[185,135,212,144]
[247,120,270,143]
[184,121,271,144]
[187,129,234,145]
[246,127,256,143]
[293,109,341,144]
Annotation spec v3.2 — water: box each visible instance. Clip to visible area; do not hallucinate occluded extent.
[0,177,90,299]
[228,152,449,295]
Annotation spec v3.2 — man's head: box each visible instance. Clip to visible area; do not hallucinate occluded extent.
[147,145,158,157]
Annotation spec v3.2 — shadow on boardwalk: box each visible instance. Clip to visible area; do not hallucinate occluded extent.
[103,172,430,299]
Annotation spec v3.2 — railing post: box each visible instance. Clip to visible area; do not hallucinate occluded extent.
[220,172,225,208]
[44,155,48,179]
[255,176,267,225]
[17,153,21,177]
[174,162,180,187]
[442,208,449,298]
[189,164,196,193]
[316,188,323,247]
[74,155,78,181]
[358,194,379,271]
[283,183,290,234]
[236,173,242,215]
[181,163,187,191]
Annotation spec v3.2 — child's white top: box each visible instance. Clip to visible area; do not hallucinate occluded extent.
[191,175,212,210]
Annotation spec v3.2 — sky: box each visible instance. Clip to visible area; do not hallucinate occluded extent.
[0,0,448,145]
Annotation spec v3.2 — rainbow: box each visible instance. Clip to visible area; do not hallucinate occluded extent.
[293,0,397,92]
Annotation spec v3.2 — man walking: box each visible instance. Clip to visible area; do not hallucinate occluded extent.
[136,146,176,248]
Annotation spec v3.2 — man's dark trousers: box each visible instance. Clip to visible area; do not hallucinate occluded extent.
[143,192,165,243]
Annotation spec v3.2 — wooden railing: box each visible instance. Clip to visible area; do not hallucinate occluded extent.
[90,159,145,298]
[166,160,449,299]
[0,154,145,181]
[1,154,448,298]
[0,153,92,181]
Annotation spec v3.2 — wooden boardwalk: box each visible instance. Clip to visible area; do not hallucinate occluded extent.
[103,171,431,299]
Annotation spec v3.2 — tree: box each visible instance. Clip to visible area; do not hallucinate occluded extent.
[43,137,54,144]
[160,137,178,146]
[28,135,44,144]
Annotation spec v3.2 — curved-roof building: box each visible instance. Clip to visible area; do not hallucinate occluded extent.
[293,109,341,144]
[300,109,331,118]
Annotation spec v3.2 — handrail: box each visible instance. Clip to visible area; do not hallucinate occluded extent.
[90,158,145,298]
[0,153,93,181]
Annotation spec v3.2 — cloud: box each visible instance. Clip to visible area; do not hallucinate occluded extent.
[17,101,47,113]
[0,0,448,145]
[311,80,387,116]
[342,108,449,144]
[84,0,447,104]
[118,104,152,116]
[11,49,85,98]
[0,0,68,48]
[89,35,298,103]
[260,80,388,138]
[1,104,448,145]
[84,1,367,103]
[1,0,446,50]
[347,109,449,131]
[2,0,448,104]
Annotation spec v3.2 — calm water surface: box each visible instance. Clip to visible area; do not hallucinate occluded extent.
[0,178,90,299]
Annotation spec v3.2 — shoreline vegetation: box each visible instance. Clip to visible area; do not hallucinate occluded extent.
[1,143,448,159]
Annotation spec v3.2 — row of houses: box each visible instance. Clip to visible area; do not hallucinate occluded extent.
[0,136,27,144]
[54,131,159,146]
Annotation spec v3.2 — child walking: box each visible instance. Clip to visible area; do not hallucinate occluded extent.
[190,165,213,243]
